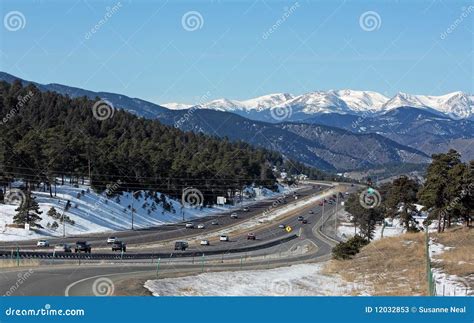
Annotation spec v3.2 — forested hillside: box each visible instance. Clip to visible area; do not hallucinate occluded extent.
[0,81,298,203]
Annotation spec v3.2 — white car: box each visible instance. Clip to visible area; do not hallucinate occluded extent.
[200,240,210,246]
[37,240,49,247]
[197,223,205,229]
[185,223,194,229]
[220,235,229,242]
[230,213,238,219]
[107,237,117,244]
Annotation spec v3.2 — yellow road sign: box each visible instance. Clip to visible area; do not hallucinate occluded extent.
[285,226,292,233]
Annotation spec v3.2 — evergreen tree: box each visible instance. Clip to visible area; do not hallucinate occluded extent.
[383,176,420,231]
[13,190,43,228]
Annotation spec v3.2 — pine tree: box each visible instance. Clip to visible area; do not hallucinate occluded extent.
[13,190,43,228]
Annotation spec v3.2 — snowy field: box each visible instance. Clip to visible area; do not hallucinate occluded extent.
[144,263,363,296]
[336,211,405,241]
[0,182,293,242]
[429,239,471,296]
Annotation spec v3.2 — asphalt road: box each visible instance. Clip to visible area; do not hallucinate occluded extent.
[1,183,328,250]
[0,183,355,296]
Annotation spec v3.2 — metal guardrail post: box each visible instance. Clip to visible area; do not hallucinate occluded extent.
[201,253,205,273]
[425,228,436,296]
[156,257,161,277]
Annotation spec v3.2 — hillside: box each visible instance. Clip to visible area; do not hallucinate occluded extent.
[0,81,283,203]
[156,109,430,171]
[304,108,474,162]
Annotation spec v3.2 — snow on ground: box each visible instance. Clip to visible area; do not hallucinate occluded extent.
[144,263,363,296]
[429,239,471,296]
[0,182,294,242]
[336,211,405,241]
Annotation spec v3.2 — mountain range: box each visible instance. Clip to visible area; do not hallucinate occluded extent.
[1,71,472,172]
[163,89,473,122]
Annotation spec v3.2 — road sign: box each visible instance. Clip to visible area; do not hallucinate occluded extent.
[285,226,292,233]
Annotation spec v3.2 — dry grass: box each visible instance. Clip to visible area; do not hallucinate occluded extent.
[432,227,474,289]
[323,232,428,295]
[0,259,40,268]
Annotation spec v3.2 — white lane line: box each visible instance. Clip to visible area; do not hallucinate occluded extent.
[64,269,152,296]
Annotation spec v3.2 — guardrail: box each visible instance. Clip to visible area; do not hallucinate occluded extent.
[0,234,298,261]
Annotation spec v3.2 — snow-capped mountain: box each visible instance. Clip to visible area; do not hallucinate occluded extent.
[382,92,473,119]
[165,90,473,121]
[194,93,294,112]
[162,102,193,110]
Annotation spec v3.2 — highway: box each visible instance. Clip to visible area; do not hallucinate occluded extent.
[0,182,357,296]
[0,183,327,250]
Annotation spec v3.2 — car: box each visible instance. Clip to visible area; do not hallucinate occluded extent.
[197,223,205,229]
[107,237,117,244]
[185,223,194,229]
[247,233,256,240]
[36,240,49,247]
[74,241,91,253]
[328,200,334,205]
[220,235,229,242]
[324,199,328,203]
[302,219,308,224]
[278,224,286,229]
[242,207,249,212]
[332,194,337,199]
[345,192,350,195]
[319,201,324,206]
[174,241,189,251]
[211,221,219,225]
[200,240,210,246]
[112,241,126,252]
[54,244,71,253]
[230,212,238,219]
[309,210,314,214]
[297,216,304,221]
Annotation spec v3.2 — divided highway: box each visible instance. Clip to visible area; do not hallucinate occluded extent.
[0,182,358,296]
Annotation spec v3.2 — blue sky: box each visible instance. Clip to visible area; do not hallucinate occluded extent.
[1,0,472,104]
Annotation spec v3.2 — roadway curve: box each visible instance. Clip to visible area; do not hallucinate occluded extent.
[0,182,356,296]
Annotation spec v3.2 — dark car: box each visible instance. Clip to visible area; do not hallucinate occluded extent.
[112,241,126,252]
[247,233,256,240]
[174,241,189,251]
[75,241,91,253]
[297,216,304,221]
[302,219,308,224]
[309,210,314,214]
